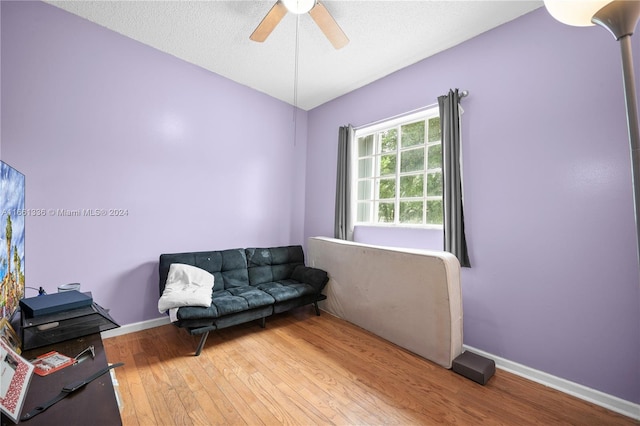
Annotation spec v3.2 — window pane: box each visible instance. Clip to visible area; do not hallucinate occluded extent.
[353,106,441,228]
[358,158,373,178]
[427,200,443,225]
[400,201,423,224]
[358,135,374,156]
[428,117,441,142]
[401,121,425,148]
[357,202,372,222]
[380,154,396,176]
[426,172,442,196]
[400,174,423,197]
[400,148,424,173]
[357,180,372,200]
[378,202,395,223]
[380,129,397,153]
[427,144,442,170]
[378,178,395,199]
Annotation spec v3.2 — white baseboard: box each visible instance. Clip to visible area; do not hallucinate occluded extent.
[100,319,639,421]
[101,316,171,339]
[464,345,640,421]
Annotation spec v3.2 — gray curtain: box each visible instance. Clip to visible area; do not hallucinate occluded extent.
[438,89,470,267]
[334,125,353,240]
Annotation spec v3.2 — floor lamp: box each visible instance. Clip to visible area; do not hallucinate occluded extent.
[544,0,640,269]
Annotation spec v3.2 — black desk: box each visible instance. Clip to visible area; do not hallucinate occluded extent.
[1,333,122,426]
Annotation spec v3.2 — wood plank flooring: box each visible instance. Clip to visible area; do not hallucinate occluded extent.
[103,307,637,425]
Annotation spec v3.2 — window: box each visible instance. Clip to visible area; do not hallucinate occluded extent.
[354,108,442,226]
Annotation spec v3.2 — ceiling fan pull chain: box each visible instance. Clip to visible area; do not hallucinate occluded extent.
[293,13,301,145]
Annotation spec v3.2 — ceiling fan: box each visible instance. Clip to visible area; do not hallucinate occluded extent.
[250,0,349,50]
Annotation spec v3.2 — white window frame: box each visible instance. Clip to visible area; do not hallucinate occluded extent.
[352,107,443,228]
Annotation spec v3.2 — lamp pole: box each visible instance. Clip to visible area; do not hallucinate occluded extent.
[591,1,640,269]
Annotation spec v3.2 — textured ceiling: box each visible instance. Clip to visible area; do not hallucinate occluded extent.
[46,1,543,110]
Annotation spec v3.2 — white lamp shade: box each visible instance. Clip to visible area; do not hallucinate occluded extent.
[281,0,315,14]
[543,0,613,26]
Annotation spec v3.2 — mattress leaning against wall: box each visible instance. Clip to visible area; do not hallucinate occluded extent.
[307,237,463,369]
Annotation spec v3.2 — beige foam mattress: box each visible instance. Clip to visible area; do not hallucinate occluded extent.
[307,237,463,368]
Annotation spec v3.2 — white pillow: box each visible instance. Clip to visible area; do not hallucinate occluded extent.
[158,263,214,313]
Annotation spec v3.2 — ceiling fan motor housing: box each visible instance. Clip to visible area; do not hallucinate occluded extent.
[282,0,316,15]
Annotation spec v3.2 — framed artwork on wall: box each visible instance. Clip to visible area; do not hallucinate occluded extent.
[0,161,25,324]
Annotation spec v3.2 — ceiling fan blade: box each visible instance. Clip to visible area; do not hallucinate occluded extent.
[250,1,288,42]
[309,1,349,50]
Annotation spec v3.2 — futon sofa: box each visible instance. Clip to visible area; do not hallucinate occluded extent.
[158,245,329,355]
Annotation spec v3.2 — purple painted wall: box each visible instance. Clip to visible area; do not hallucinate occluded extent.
[1,2,307,325]
[305,8,640,403]
[2,0,639,406]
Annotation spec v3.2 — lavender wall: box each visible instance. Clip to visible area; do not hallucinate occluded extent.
[2,0,639,406]
[305,8,640,403]
[1,2,307,325]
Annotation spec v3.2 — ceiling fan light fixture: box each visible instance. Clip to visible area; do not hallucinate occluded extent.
[282,0,315,15]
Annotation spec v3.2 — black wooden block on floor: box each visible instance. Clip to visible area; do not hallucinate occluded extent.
[452,351,495,385]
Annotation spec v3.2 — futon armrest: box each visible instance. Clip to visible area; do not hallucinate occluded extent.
[291,265,329,292]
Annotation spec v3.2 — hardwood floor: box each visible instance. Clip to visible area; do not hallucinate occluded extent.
[103,308,636,425]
